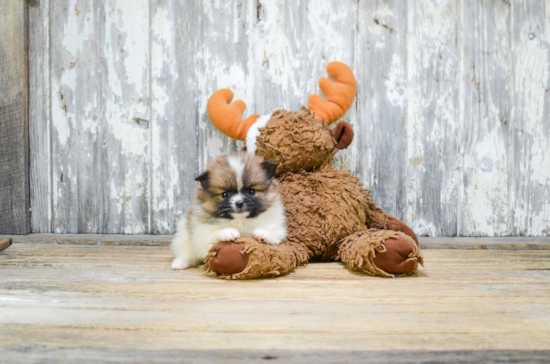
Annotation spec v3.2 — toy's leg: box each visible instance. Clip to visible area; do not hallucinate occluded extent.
[337,229,423,277]
[203,237,310,279]
[361,190,419,245]
[384,218,419,244]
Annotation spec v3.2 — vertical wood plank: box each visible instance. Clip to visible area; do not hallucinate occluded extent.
[150,0,200,234]
[459,0,513,236]
[252,0,309,114]
[50,0,101,233]
[151,0,254,234]
[0,0,30,234]
[304,0,357,174]
[101,0,150,233]
[510,0,550,236]
[405,0,459,236]
[253,0,357,172]
[355,1,407,224]
[29,0,52,232]
[195,0,251,168]
[50,0,149,233]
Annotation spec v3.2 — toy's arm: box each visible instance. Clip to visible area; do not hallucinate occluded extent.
[204,237,310,279]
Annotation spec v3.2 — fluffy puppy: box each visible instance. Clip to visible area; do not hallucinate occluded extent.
[171,153,287,270]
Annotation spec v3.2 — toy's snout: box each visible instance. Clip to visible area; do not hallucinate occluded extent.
[331,121,354,150]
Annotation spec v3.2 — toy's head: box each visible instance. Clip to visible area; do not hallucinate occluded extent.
[207,62,356,175]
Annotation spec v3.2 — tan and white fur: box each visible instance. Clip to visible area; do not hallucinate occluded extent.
[171,153,287,270]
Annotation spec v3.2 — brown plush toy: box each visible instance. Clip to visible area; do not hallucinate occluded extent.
[204,62,423,279]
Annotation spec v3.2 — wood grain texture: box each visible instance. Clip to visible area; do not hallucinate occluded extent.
[28,1,550,235]
[510,1,550,236]
[1,244,550,361]
[2,233,172,246]
[195,0,249,170]
[0,0,30,234]
[49,0,149,233]
[49,0,99,233]
[355,0,407,230]
[304,0,358,173]
[2,348,550,364]
[29,0,51,233]
[149,0,198,234]
[460,0,513,236]
[2,234,550,250]
[405,0,459,236]
[100,0,150,234]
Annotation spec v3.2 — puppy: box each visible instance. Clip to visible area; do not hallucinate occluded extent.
[171,153,287,270]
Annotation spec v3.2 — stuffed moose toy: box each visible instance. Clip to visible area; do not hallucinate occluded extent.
[204,62,423,279]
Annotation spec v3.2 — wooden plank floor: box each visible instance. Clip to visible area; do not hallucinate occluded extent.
[1,242,550,363]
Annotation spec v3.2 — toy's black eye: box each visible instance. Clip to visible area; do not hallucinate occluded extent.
[248,188,256,195]
[221,192,229,198]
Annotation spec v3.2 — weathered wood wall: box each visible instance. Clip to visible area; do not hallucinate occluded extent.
[28,0,550,236]
[0,0,30,234]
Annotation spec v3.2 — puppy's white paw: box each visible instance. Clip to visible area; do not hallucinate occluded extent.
[218,228,240,242]
[253,229,279,244]
[171,257,190,270]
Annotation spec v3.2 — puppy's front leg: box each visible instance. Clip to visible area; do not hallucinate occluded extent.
[171,220,195,270]
[253,228,283,244]
[195,228,241,259]
[215,228,241,242]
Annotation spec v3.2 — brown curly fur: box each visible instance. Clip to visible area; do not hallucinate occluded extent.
[278,167,391,260]
[255,108,335,175]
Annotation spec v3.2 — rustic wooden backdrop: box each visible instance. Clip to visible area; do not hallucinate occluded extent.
[0,0,30,234]
[27,0,550,236]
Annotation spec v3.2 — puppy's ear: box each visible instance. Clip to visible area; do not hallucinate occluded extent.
[260,161,278,179]
[195,171,209,189]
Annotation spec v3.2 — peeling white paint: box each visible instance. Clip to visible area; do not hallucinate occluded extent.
[62,0,93,57]
[385,54,405,108]
[253,0,303,109]
[463,129,510,235]
[110,121,147,155]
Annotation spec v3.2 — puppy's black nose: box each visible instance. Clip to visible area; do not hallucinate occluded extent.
[235,200,244,208]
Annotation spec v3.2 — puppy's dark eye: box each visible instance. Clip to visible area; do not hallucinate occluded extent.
[221,192,229,198]
[248,188,256,195]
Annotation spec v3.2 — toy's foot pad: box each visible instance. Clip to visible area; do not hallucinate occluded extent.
[374,236,420,274]
[208,241,249,275]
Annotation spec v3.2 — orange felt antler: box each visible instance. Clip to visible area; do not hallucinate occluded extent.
[308,62,357,123]
[207,89,260,141]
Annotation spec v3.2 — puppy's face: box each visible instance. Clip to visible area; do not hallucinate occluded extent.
[195,153,278,219]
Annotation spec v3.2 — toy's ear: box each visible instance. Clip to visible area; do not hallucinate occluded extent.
[331,121,354,149]
[261,161,278,179]
[195,171,209,189]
